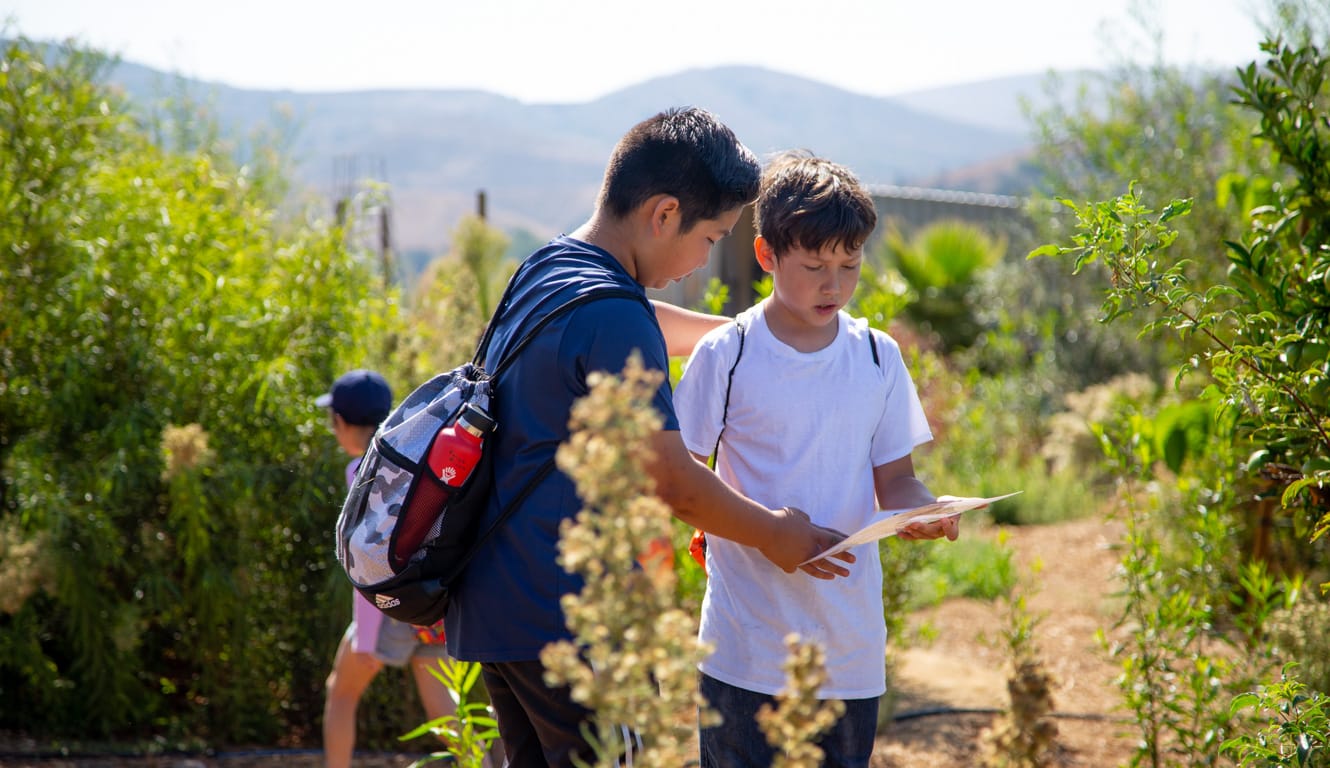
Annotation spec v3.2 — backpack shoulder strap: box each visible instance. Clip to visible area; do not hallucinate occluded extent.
[486,288,646,379]
[867,325,881,368]
[453,457,558,577]
[459,287,650,560]
[709,317,748,466]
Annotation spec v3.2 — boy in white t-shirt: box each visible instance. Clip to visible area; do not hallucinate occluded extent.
[674,151,960,768]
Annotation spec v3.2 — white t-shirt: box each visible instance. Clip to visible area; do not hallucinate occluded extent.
[674,302,932,699]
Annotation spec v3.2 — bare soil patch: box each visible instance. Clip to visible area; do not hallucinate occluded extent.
[873,515,1135,767]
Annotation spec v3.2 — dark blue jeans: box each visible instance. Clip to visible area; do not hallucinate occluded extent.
[483,660,641,768]
[698,672,878,768]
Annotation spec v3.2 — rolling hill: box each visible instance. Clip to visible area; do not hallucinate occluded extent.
[105,59,1054,254]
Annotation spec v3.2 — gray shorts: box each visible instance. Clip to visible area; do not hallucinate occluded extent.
[347,602,450,667]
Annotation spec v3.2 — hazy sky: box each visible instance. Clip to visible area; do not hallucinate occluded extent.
[5,0,1269,102]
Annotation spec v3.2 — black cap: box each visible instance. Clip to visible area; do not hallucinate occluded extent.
[315,370,394,426]
[459,403,496,433]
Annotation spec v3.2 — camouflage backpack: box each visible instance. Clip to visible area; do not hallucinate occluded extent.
[334,283,643,626]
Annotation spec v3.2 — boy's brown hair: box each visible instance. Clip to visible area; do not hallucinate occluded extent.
[754,150,877,257]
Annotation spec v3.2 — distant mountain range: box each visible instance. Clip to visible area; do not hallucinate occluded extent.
[102,58,1088,255]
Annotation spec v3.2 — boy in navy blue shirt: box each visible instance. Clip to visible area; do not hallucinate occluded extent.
[444,108,853,768]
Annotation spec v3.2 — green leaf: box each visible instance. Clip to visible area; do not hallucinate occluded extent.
[1281,476,1321,507]
[1300,457,1330,475]
[461,659,481,691]
[1223,240,1251,266]
[1228,692,1260,713]
[399,722,438,741]
[1162,427,1188,474]
[1159,198,1194,223]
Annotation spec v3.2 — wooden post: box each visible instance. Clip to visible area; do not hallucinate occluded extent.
[477,189,487,220]
[379,204,393,289]
[1253,496,1274,563]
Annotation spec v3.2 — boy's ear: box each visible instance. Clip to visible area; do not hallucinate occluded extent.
[647,195,681,236]
[754,235,777,273]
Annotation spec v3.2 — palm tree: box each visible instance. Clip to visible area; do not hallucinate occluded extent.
[878,219,1006,352]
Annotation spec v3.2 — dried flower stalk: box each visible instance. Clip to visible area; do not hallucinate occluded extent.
[541,351,713,766]
[756,633,846,768]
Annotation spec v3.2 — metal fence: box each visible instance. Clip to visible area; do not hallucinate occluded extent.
[649,185,1035,313]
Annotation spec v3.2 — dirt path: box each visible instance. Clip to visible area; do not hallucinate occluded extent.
[873,516,1136,767]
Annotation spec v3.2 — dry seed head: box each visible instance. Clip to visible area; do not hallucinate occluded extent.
[756,634,846,768]
[542,352,712,766]
[160,423,215,480]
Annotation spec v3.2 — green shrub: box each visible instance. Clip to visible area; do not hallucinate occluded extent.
[1223,663,1330,768]
[877,220,1005,353]
[0,37,401,743]
[909,350,1102,527]
[903,528,1017,609]
[1033,30,1330,763]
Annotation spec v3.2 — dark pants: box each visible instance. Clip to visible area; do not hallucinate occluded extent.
[698,672,878,768]
[482,660,641,768]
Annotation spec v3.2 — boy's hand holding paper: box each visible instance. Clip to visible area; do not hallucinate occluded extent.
[798,491,1022,565]
[898,510,961,541]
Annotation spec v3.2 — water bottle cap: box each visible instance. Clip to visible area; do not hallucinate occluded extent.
[459,403,496,433]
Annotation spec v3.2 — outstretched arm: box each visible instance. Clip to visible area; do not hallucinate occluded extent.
[651,300,728,357]
[646,430,853,578]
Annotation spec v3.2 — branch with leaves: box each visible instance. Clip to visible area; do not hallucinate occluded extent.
[1031,183,1328,530]
[1031,38,1330,536]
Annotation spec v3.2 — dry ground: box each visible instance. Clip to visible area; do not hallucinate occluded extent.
[874,515,1135,767]
[1,516,1138,768]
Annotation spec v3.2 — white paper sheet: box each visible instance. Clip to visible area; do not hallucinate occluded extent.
[799,491,1022,565]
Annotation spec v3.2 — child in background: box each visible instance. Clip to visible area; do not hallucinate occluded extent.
[317,369,479,768]
[674,151,960,768]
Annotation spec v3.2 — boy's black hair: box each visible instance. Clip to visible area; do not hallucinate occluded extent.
[754,149,877,257]
[598,107,760,232]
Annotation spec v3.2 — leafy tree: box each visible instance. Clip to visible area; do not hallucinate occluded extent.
[1017,3,1276,391]
[394,214,514,382]
[0,36,401,742]
[451,214,512,322]
[1037,33,1330,544]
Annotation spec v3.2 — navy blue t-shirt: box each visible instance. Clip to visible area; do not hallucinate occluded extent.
[444,235,679,661]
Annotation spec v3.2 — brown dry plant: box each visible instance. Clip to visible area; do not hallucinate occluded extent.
[981,558,1059,767]
[756,633,846,768]
[541,351,713,767]
[0,519,51,614]
[159,422,215,481]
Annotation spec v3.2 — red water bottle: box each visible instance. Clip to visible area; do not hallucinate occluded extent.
[426,403,494,488]
[390,403,496,571]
